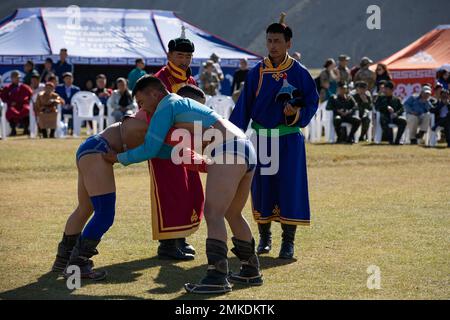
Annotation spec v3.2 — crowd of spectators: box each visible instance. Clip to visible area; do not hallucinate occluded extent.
[0,49,449,147]
[318,55,449,147]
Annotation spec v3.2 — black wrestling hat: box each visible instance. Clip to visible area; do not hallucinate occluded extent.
[168,26,195,53]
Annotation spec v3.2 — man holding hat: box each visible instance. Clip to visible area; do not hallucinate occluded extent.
[138,26,203,260]
[1,70,33,136]
[404,85,433,144]
[326,81,361,143]
[337,54,352,85]
[229,13,319,259]
[354,57,376,91]
[375,80,406,145]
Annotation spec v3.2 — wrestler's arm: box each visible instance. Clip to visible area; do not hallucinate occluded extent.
[117,105,173,166]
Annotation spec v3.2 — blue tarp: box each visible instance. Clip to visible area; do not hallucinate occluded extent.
[0,7,260,67]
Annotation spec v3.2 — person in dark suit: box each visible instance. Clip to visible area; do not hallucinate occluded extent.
[54,48,74,84]
[55,72,80,133]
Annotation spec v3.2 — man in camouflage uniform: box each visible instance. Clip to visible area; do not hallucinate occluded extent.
[354,57,376,91]
[337,54,352,85]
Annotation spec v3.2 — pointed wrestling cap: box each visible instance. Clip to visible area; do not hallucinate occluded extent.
[168,25,195,53]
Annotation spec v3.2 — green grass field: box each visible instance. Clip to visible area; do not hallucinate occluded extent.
[0,136,449,300]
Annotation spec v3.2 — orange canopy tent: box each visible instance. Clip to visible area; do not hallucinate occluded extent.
[374,25,450,100]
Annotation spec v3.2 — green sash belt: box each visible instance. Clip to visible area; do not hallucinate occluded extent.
[251,121,301,137]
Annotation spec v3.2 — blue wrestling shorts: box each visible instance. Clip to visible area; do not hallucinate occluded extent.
[211,138,257,172]
[76,134,111,162]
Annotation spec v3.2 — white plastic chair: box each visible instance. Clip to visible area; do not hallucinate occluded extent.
[71,91,104,137]
[206,95,234,119]
[324,109,362,143]
[0,99,10,140]
[374,111,407,144]
[106,96,115,126]
[428,113,443,147]
[29,100,38,138]
[54,105,66,138]
[307,101,324,143]
[322,105,335,143]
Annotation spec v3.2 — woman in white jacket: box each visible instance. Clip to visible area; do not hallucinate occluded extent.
[107,78,137,122]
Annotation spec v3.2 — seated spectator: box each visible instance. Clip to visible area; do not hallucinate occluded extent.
[326,81,361,143]
[84,79,95,91]
[373,80,387,104]
[320,58,340,95]
[354,57,376,92]
[46,74,59,88]
[30,72,45,104]
[375,63,392,93]
[54,48,74,83]
[430,83,443,105]
[200,60,220,96]
[55,72,80,134]
[92,74,113,130]
[40,58,56,83]
[319,78,332,103]
[34,82,65,138]
[436,69,449,90]
[337,54,352,85]
[107,78,136,122]
[23,60,38,86]
[352,81,373,141]
[230,58,249,95]
[430,89,449,148]
[404,85,433,144]
[0,70,33,136]
[375,81,406,145]
[127,58,147,91]
[93,73,112,113]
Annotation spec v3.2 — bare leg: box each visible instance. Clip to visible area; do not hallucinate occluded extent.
[224,171,254,242]
[77,153,116,196]
[62,154,115,280]
[64,154,115,234]
[204,162,247,242]
[64,166,94,235]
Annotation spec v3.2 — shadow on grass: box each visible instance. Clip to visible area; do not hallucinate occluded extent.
[0,255,296,300]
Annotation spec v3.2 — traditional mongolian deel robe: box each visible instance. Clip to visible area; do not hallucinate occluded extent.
[229,54,319,226]
[141,62,204,240]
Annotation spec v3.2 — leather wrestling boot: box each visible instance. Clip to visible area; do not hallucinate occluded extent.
[63,237,107,281]
[177,238,196,255]
[184,238,231,294]
[257,223,272,254]
[228,237,263,286]
[157,239,194,261]
[278,224,297,259]
[52,233,86,272]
